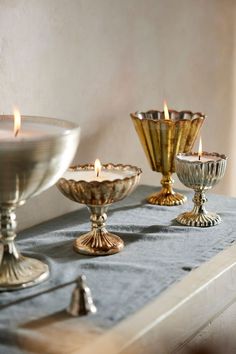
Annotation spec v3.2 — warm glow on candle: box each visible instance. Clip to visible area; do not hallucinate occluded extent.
[163,100,170,120]
[95,159,102,177]
[198,137,202,160]
[14,109,21,137]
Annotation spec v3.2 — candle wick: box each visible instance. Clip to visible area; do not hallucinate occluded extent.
[96,171,99,178]
[14,129,19,137]
[198,155,201,161]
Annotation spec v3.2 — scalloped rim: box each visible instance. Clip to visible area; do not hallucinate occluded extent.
[176,151,227,165]
[60,163,142,185]
[130,110,206,123]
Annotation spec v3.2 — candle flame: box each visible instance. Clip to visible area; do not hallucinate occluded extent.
[95,159,102,177]
[14,109,21,137]
[163,100,170,120]
[198,137,202,160]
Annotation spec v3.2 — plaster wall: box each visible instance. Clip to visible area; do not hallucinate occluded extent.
[0,0,234,229]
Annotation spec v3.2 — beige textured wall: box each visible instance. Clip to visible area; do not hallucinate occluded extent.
[0,0,234,229]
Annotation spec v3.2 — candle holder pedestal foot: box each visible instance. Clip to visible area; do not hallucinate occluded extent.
[0,207,49,291]
[73,206,124,256]
[176,191,221,227]
[147,174,186,206]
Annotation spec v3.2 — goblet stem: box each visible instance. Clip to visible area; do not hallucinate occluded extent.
[73,205,124,256]
[161,173,174,195]
[176,189,221,227]
[192,190,208,215]
[0,206,49,291]
[147,173,187,206]
[90,206,109,237]
[0,206,20,261]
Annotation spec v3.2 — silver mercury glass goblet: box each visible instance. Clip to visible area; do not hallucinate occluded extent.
[175,152,227,227]
[0,115,80,290]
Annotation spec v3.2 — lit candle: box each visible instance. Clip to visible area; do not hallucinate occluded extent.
[177,137,222,163]
[63,159,134,182]
[0,110,68,141]
[0,111,80,290]
[175,144,227,227]
[57,162,141,256]
[95,158,101,177]
[198,136,202,160]
[14,109,21,137]
[130,102,205,206]
[163,100,170,120]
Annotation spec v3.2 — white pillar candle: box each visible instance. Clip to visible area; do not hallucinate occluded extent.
[0,120,67,140]
[63,169,134,182]
[177,136,223,163]
[177,154,222,163]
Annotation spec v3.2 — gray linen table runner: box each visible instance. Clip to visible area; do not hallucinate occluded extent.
[0,185,236,353]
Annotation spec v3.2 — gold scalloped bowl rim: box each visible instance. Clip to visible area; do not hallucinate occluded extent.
[130,110,206,123]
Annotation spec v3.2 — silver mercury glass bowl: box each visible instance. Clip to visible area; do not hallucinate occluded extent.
[57,163,142,256]
[0,115,80,290]
[175,152,227,227]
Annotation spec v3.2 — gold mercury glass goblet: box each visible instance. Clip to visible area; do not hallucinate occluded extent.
[0,115,80,290]
[57,163,142,256]
[175,152,227,227]
[130,106,205,206]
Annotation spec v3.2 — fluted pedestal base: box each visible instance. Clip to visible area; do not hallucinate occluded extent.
[176,212,221,227]
[176,190,221,227]
[147,174,187,206]
[0,207,49,291]
[73,231,124,256]
[73,206,124,256]
[0,252,49,291]
[147,190,186,206]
